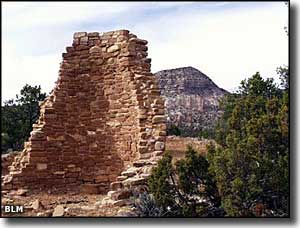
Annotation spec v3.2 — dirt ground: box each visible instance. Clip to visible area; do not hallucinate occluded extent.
[1,136,211,217]
[1,190,133,217]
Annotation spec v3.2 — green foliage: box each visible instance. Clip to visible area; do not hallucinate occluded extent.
[238,72,280,98]
[1,84,47,152]
[277,65,289,90]
[167,124,181,136]
[148,152,177,210]
[1,133,10,153]
[208,69,289,217]
[198,128,215,139]
[148,147,223,217]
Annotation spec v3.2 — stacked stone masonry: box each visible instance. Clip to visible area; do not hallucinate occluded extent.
[2,30,166,201]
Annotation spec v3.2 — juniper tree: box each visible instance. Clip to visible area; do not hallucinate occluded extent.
[208,70,289,216]
[2,84,47,152]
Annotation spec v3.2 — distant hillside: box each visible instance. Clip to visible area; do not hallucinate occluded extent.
[155,66,228,136]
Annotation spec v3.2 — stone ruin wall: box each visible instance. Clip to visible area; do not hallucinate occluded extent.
[2,30,166,198]
[2,152,19,177]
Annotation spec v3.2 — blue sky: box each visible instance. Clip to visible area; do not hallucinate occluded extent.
[2,2,288,102]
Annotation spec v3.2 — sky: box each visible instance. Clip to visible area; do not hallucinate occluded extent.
[2,1,288,102]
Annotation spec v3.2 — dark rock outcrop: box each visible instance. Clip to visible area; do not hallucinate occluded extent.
[155,66,228,136]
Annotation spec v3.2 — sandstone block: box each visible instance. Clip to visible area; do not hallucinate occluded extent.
[152,115,166,124]
[66,46,75,52]
[53,171,65,175]
[107,190,116,198]
[158,130,167,136]
[143,58,151,63]
[110,181,123,191]
[30,130,45,139]
[107,44,120,53]
[94,175,109,183]
[89,46,102,54]
[140,152,152,159]
[132,38,148,45]
[114,29,129,35]
[133,160,149,167]
[74,32,87,39]
[123,177,146,187]
[138,114,147,120]
[111,190,132,201]
[138,146,148,154]
[80,184,100,194]
[116,175,128,181]
[36,163,47,170]
[88,32,99,37]
[141,173,151,179]
[121,170,136,177]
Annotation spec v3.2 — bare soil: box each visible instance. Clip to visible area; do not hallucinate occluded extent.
[1,137,211,217]
[1,191,131,217]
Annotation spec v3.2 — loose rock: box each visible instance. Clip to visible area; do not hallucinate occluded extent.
[52,205,65,217]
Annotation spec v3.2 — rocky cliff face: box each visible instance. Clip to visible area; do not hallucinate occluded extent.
[155,66,228,136]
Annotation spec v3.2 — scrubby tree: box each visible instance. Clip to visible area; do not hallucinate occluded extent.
[208,69,289,217]
[167,124,182,136]
[148,152,177,213]
[148,147,223,217]
[1,84,47,152]
[198,128,216,139]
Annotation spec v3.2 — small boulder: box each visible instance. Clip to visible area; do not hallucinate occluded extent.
[32,199,41,210]
[16,188,28,196]
[154,141,165,151]
[52,205,65,217]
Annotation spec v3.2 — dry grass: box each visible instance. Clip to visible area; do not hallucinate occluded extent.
[166,136,212,163]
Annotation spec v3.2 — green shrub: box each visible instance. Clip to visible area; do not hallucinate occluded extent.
[148,147,223,217]
[208,71,289,216]
[167,124,181,136]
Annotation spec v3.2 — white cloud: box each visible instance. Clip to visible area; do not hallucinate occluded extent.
[2,2,131,29]
[2,2,197,29]
[2,2,288,103]
[133,2,288,91]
